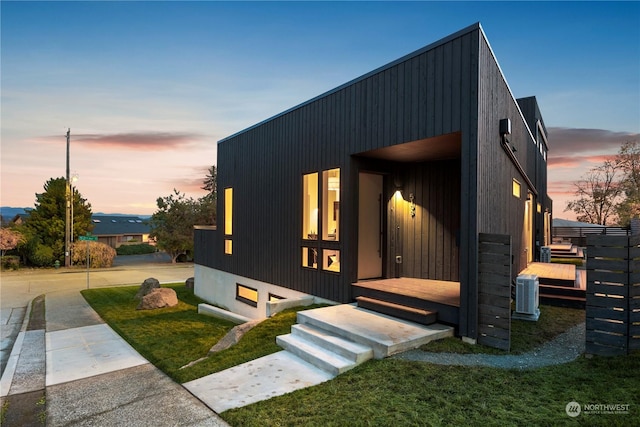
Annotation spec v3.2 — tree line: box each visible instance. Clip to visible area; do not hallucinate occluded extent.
[0,166,217,268]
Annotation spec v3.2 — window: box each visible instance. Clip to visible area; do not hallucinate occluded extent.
[301,168,341,272]
[322,168,340,241]
[269,293,285,302]
[224,188,233,254]
[323,249,340,273]
[302,247,318,269]
[512,179,521,198]
[302,173,319,239]
[236,284,258,307]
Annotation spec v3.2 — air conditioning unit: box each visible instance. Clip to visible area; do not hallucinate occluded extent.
[540,246,551,263]
[514,274,540,321]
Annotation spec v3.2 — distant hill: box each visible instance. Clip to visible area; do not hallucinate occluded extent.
[552,218,605,228]
[1,207,151,223]
[0,207,28,220]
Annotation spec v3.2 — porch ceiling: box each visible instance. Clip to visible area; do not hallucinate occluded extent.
[356,132,461,162]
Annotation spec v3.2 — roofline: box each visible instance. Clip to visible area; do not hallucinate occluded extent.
[219,22,482,144]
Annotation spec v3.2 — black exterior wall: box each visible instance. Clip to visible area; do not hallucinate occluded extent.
[194,23,551,340]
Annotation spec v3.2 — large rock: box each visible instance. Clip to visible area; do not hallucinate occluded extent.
[135,278,160,300]
[136,288,178,310]
[208,319,263,354]
[185,277,194,292]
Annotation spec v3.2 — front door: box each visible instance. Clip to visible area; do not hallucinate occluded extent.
[358,173,383,279]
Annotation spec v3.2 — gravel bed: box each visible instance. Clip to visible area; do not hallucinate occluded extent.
[393,322,586,370]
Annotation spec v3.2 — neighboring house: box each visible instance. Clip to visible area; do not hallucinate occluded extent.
[194,23,552,342]
[91,216,152,248]
[9,213,30,226]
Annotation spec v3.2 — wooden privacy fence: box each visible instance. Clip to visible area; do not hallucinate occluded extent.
[477,233,512,351]
[585,234,640,356]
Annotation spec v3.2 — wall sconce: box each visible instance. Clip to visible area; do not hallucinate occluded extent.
[393,174,403,191]
[409,193,416,218]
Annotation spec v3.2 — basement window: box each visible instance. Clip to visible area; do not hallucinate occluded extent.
[236,284,258,307]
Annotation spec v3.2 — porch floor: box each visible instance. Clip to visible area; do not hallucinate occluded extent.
[354,277,460,307]
[519,262,579,288]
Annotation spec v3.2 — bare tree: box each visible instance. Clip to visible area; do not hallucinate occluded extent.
[565,160,622,225]
[615,140,640,226]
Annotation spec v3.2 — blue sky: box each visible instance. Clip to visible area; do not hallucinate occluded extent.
[1,1,639,217]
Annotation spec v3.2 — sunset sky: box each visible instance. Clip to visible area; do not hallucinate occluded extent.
[2,1,639,220]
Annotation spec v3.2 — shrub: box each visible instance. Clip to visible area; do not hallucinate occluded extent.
[31,244,55,267]
[0,255,20,270]
[116,243,157,256]
[72,241,116,268]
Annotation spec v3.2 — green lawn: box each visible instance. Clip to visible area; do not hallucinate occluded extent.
[82,285,640,426]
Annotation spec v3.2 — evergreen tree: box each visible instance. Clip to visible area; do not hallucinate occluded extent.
[22,177,93,264]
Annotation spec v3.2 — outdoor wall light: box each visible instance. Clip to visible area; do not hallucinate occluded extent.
[500,118,511,137]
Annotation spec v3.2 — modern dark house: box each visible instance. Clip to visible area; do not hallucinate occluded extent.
[194,23,552,342]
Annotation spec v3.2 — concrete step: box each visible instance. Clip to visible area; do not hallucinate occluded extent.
[356,296,438,326]
[297,304,454,359]
[276,333,361,376]
[290,323,373,364]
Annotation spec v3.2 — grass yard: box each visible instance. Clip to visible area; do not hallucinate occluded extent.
[82,286,640,426]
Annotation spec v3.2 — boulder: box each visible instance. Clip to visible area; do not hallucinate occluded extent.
[135,278,160,300]
[185,277,195,292]
[136,288,178,310]
[208,319,263,354]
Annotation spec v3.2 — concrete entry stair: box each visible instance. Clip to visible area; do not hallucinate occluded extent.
[277,304,454,364]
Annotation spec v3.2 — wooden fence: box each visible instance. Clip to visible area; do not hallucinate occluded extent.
[477,233,512,351]
[585,234,640,356]
[553,226,630,247]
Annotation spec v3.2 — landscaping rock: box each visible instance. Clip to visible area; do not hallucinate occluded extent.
[185,277,194,292]
[208,319,263,354]
[135,278,160,300]
[136,288,178,310]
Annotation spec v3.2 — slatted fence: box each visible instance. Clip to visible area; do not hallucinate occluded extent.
[585,234,640,356]
[477,233,512,351]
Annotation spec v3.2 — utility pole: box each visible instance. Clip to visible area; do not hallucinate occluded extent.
[65,128,71,267]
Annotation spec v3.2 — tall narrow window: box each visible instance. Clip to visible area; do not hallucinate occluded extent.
[322,168,340,241]
[302,173,318,240]
[224,187,233,254]
[512,179,521,198]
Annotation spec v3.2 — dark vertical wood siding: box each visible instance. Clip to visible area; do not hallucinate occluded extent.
[388,160,461,282]
[206,25,483,305]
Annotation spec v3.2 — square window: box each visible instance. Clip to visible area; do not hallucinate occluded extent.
[302,247,318,269]
[323,249,340,273]
[512,179,521,198]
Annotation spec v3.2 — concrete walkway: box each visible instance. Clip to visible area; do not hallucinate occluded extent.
[1,289,229,426]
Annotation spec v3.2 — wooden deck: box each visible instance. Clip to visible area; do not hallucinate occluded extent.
[354,278,460,306]
[352,278,460,326]
[520,262,576,287]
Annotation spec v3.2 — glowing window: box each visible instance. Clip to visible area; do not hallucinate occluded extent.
[323,249,340,273]
[512,179,521,198]
[236,284,258,307]
[302,247,318,269]
[303,173,318,239]
[224,188,233,235]
[322,168,340,241]
[224,239,232,255]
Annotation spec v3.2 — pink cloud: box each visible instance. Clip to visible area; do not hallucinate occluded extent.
[40,132,204,151]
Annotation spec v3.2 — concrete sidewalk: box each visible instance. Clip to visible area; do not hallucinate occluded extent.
[1,289,229,426]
